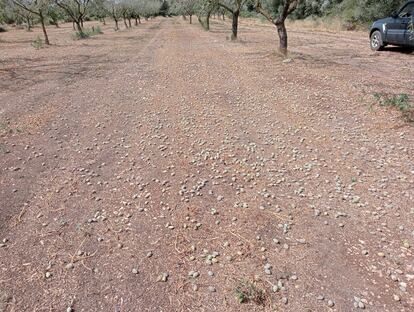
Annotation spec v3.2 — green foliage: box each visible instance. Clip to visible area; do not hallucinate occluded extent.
[240,10,258,18]
[159,0,169,16]
[31,35,43,48]
[234,279,266,305]
[374,93,411,110]
[289,0,407,24]
[374,92,414,122]
[72,25,103,40]
[258,0,407,24]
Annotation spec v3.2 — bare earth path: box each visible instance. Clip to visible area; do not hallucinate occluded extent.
[1,17,414,311]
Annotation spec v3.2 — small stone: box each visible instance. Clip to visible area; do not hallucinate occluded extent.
[393,294,400,301]
[158,272,169,282]
[65,263,74,270]
[45,272,52,278]
[208,286,216,292]
[282,297,288,304]
[327,300,334,307]
[132,268,139,274]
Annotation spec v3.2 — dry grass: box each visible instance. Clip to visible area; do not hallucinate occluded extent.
[286,16,349,33]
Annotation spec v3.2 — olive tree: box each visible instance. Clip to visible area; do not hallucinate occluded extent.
[11,0,51,43]
[254,0,300,55]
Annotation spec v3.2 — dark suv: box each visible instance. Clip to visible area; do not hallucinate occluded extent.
[370,1,414,51]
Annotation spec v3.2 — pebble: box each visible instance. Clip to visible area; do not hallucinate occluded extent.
[157,272,169,282]
[327,300,334,307]
[132,268,139,274]
[208,286,216,292]
[65,263,74,270]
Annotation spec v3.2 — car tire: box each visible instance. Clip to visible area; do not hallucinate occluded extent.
[370,30,384,51]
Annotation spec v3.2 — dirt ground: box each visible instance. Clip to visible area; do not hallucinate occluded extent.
[0,16,413,312]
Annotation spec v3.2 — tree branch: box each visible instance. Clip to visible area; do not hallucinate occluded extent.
[217,2,233,14]
[254,0,275,25]
[12,0,39,16]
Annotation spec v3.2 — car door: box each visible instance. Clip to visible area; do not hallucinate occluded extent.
[386,17,403,44]
[400,3,414,46]
[387,3,414,45]
[404,5,414,46]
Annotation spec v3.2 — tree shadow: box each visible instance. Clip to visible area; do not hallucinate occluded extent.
[0,53,123,92]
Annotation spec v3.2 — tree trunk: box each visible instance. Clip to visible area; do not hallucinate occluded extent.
[223,13,225,21]
[80,18,84,28]
[276,22,288,55]
[189,14,192,24]
[102,18,106,25]
[26,17,31,31]
[114,19,119,30]
[135,18,138,26]
[39,12,49,45]
[128,18,131,28]
[73,21,76,30]
[138,15,141,24]
[206,11,211,31]
[123,17,128,28]
[231,10,239,40]
[75,21,82,32]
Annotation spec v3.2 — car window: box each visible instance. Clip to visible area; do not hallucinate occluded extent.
[399,3,414,17]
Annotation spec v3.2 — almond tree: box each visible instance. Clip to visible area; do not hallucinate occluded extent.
[105,0,122,30]
[11,0,51,44]
[170,0,198,24]
[209,0,246,40]
[197,0,215,30]
[254,0,302,54]
[54,0,90,32]
[139,0,160,20]
[13,3,34,30]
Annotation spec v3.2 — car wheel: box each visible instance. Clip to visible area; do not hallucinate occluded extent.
[370,31,384,51]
